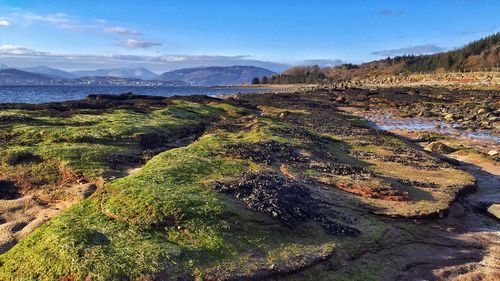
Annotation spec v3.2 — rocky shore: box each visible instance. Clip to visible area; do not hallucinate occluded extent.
[327,72,500,90]
[0,88,498,280]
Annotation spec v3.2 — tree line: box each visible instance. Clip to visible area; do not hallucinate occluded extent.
[254,32,499,84]
[390,32,499,72]
[251,65,328,84]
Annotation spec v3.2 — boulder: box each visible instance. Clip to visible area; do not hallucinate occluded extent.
[424,141,456,154]
[487,150,498,157]
[335,96,346,103]
[487,204,500,220]
[414,132,434,142]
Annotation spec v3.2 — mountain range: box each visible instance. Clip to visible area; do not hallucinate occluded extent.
[0,69,54,85]
[157,66,275,86]
[0,65,275,86]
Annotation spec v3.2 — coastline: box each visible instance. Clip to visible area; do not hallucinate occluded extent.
[0,85,498,280]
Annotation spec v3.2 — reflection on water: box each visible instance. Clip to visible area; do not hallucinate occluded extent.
[368,113,499,143]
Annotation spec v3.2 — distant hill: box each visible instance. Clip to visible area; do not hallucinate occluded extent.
[21,66,77,79]
[73,67,158,80]
[157,66,275,86]
[0,69,54,85]
[1,65,276,86]
[0,64,9,70]
[324,32,500,81]
[396,32,499,73]
[270,32,500,83]
[0,68,188,86]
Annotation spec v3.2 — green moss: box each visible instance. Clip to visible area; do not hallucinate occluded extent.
[0,100,224,182]
[381,135,406,147]
[0,93,479,280]
[0,105,337,280]
[0,200,184,280]
[2,147,39,165]
[349,118,371,128]
[100,134,249,228]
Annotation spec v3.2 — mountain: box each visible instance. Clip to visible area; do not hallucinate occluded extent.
[21,66,77,79]
[157,66,276,86]
[0,69,54,85]
[0,68,187,86]
[73,67,158,80]
[0,64,9,70]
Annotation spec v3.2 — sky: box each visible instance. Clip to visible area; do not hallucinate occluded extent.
[0,0,499,73]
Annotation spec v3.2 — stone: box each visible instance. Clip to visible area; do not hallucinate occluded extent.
[487,150,498,157]
[417,109,434,117]
[335,96,346,103]
[444,113,454,120]
[424,141,456,154]
[487,204,500,220]
[279,111,290,118]
[477,108,486,114]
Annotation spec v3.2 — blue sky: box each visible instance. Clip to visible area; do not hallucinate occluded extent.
[0,0,498,72]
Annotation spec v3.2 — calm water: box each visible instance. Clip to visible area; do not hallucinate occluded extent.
[0,85,269,104]
[373,114,500,143]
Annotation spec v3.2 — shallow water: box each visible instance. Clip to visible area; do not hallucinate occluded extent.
[0,85,268,104]
[368,113,499,143]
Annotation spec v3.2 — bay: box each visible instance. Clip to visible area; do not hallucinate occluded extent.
[0,85,268,104]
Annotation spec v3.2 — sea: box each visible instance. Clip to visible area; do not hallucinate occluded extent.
[0,85,269,104]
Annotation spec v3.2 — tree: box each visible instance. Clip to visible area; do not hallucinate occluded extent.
[251,77,260,84]
[261,76,269,84]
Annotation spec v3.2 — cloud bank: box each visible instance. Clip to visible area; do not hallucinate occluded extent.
[372,44,445,56]
[118,39,163,49]
[104,26,143,36]
[299,59,344,67]
[0,45,291,72]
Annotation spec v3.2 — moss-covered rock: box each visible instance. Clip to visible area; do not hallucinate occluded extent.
[424,141,456,154]
[0,92,477,280]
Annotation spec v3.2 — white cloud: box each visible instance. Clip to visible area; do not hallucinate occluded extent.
[15,12,90,31]
[157,55,249,62]
[104,26,143,36]
[0,45,49,56]
[118,39,162,49]
[9,11,145,36]
[0,19,10,26]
